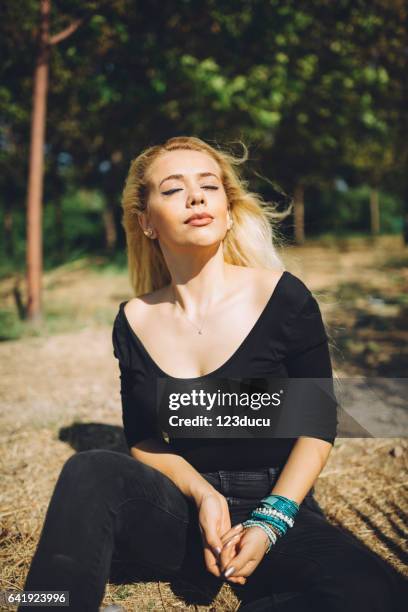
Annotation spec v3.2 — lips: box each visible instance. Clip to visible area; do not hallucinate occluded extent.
[185,216,214,226]
[184,213,214,223]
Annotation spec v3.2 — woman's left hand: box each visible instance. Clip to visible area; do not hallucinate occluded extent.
[219,525,270,582]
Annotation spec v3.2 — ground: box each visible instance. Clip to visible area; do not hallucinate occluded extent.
[0,235,407,611]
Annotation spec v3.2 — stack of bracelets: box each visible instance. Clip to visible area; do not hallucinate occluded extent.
[242,494,300,553]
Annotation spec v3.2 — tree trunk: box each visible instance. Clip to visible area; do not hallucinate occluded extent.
[26,0,50,322]
[3,199,14,259]
[102,203,117,253]
[293,183,305,244]
[369,188,380,236]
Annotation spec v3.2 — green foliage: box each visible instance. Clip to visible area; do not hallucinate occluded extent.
[0,0,406,266]
[311,185,402,235]
[0,308,25,340]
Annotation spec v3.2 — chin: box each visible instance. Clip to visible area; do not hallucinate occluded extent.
[184,235,222,247]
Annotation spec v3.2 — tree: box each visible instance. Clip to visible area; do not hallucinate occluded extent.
[26,0,82,322]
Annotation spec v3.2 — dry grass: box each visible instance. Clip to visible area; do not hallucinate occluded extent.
[1,235,407,611]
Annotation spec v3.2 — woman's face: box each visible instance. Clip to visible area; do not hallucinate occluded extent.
[140,149,230,249]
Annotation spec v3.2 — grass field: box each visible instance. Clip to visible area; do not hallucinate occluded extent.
[0,235,407,610]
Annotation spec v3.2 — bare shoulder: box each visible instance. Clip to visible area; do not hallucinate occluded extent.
[233,264,286,292]
[123,286,167,321]
[124,266,287,320]
[220,264,286,308]
[256,266,286,286]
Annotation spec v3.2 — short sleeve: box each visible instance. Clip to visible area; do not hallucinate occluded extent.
[284,292,337,444]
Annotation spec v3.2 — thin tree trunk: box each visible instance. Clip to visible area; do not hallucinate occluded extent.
[102,203,117,253]
[293,183,305,244]
[3,200,14,259]
[370,188,380,236]
[26,0,50,322]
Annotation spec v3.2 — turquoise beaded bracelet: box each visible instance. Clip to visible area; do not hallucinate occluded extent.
[242,519,279,553]
[247,494,300,539]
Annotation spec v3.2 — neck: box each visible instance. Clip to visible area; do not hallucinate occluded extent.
[164,245,233,316]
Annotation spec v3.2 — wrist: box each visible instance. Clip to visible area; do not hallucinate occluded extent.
[242,519,278,553]
[189,481,218,506]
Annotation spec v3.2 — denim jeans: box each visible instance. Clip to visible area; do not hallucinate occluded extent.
[20,449,404,611]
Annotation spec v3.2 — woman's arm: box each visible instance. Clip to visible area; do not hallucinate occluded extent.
[114,353,217,504]
[131,437,239,579]
[130,437,215,504]
[265,335,336,503]
[270,293,337,503]
[218,435,333,582]
[219,292,337,580]
[266,436,332,504]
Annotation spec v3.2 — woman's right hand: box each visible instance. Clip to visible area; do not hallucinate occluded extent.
[195,489,233,578]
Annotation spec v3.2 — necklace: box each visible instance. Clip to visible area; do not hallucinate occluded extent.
[172,292,212,335]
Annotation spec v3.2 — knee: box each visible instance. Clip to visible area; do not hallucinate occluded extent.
[58,449,127,494]
[347,558,395,607]
[59,449,149,494]
[62,449,115,475]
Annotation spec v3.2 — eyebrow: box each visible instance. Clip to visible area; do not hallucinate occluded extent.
[159,172,220,188]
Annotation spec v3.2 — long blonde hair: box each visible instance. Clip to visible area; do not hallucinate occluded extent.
[121,135,292,296]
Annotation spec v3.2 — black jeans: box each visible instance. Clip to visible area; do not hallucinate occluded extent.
[20,449,403,611]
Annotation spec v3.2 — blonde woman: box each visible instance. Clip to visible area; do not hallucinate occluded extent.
[21,137,401,611]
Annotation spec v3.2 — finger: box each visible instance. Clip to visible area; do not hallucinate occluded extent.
[222,531,242,550]
[201,523,224,558]
[222,530,242,549]
[220,522,243,543]
[220,510,233,546]
[203,547,222,577]
[199,525,223,576]
[199,523,222,560]
[220,533,241,572]
[222,539,258,578]
[232,559,258,579]
[227,575,247,585]
[224,557,257,580]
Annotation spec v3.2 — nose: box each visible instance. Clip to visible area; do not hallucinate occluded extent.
[191,196,205,205]
[187,188,206,207]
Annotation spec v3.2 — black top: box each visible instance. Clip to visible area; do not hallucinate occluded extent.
[112,270,337,471]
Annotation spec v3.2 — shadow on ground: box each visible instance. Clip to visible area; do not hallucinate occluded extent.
[59,422,129,454]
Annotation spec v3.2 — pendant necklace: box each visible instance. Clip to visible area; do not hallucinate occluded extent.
[173,292,212,335]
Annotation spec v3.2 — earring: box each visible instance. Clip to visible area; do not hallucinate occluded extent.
[144,228,153,237]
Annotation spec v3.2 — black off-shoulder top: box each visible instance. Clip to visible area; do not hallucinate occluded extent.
[112,270,337,471]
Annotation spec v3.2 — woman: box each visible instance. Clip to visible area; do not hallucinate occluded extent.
[21,136,401,611]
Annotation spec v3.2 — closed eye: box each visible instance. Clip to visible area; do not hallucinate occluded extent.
[162,186,219,196]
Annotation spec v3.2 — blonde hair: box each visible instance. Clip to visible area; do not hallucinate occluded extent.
[121,135,292,296]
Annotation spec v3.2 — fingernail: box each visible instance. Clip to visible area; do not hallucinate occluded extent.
[224,566,235,578]
[214,546,222,555]
[233,523,243,530]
